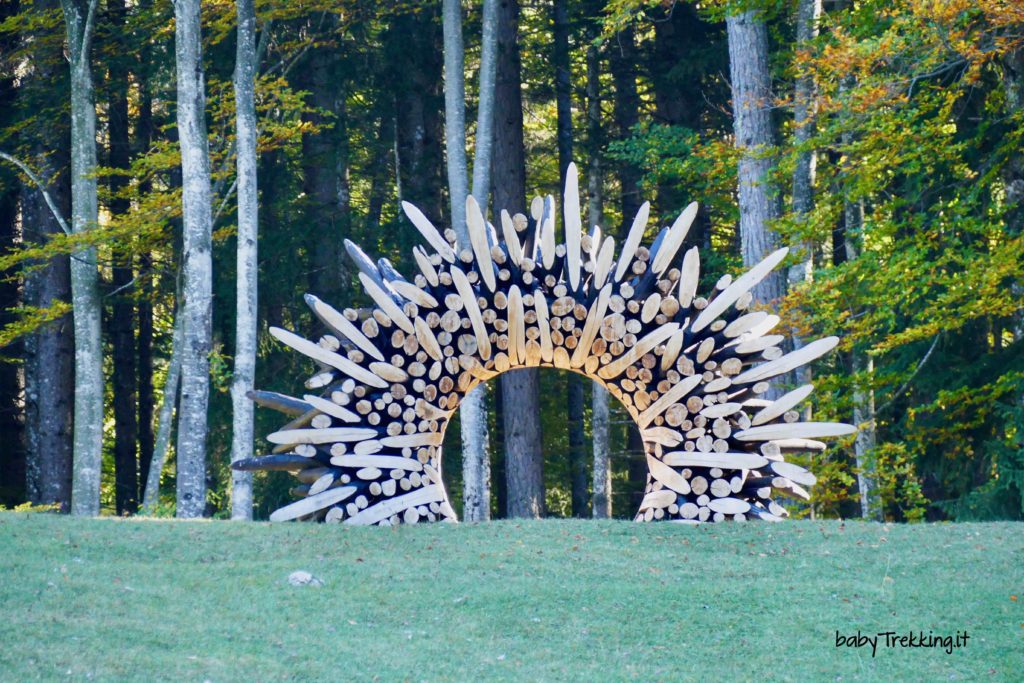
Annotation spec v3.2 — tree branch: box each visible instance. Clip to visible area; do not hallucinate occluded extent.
[876,333,941,415]
[0,151,72,235]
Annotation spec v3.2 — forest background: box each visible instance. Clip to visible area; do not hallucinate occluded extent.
[0,0,1022,523]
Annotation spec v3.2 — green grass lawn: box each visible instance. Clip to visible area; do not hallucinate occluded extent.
[0,513,1020,682]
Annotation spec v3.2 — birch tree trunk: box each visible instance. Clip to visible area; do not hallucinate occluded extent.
[442,0,498,521]
[60,0,104,517]
[726,10,784,304]
[587,38,611,519]
[173,0,214,518]
[229,0,258,520]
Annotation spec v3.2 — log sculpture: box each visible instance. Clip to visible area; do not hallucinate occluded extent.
[233,163,854,524]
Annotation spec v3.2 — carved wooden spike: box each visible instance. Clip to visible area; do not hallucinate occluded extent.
[270,486,357,522]
[243,166,854,525]
[450,266,492,361]
[651,201,698,276]
[593,235,615,288]
[266,426,378,445]
[402,200,456,262]
[677,246,700,310]
[751,384,815,426]
[734,422,857,441]
[691,247,789,333]
[614,201,650,282]
[732,336,839,384]
[358,273,414,334]
[269,327,387,389]
[564,162,583,290]
[303,394,359,422]
[540,196,556,269]
[500,209,523,266]
[534,290,554,363]
[413,246,440,287]
[304,294,385,361]
[466,195,497,291]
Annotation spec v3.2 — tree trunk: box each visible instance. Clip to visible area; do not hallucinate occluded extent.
[841,150,880,520]
[553,0,572,183]
[173,0,213,518]
[61,0,104,517]
[567,376,588,516]
[591,380,611,518]
[788,0,821,402]
[18,0,74,511]
[726,10,784,304]
[586,37,611,519]
[230,0,258,520]
[0,184,24,507]
[852,353,878,520]
[610,25,641,236]
[299,21,348,305]
[390,4,445,220]
[442,0,499,522]
[503,370,544,517]
[999,45,1024,344]
[135,2,155,497]
[492,0,542,519]
[554,0,587,517]
[141,315,183,513]
[107,0,138,515]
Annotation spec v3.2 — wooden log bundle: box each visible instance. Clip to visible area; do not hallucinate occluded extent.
[233,162,854,525]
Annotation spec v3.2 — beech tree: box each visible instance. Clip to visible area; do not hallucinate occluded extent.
[229,0,258,520]
[442,0,498,521]
[59,0,104,517]
[172,0,214,518]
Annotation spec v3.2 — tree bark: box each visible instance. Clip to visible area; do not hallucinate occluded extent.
[591,380,611,518]
[230,0,258,520]
[586,36,611,519]
[553,0,587,517]
[492,0,543,519]
[107,0,138,515]
[442,0,496,521]
[0,182,24,507]
[299,20,348,305]
[18,0,74,511]
[610,25,641,236]
[135,1,155,496]
[141,315,183,513]
[390,5,445,221]
[553,0,572,184]
[173,0,213,518]
[841,141,880,520]
[726,10,784,304]
[789,0,821,401]
[567,376,588,516]
[61,0,104,517]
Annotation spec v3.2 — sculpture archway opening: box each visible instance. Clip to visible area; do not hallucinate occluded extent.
[234,163,855,525]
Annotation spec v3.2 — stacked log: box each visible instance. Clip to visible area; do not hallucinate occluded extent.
[233,162,854,524]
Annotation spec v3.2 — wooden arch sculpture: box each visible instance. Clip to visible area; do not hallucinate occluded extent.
[234,163,855,525]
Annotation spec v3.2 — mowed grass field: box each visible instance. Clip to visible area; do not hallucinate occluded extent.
[0,513,1020,682]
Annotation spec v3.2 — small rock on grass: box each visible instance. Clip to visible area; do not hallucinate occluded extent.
[288,570,323,587]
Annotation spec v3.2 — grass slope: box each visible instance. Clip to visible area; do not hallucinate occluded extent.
[0,513,1021,682]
